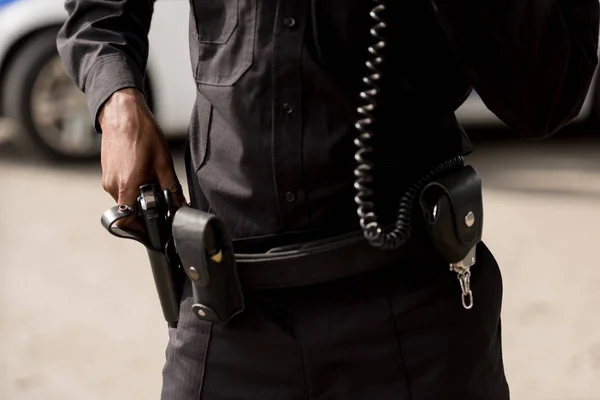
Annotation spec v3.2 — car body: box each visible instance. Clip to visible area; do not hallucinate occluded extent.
[0,0,598,160]
[0,0,195,133]
[0,0,194,160]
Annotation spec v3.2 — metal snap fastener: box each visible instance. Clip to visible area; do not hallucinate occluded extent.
[284,17,296,27]
[282,103,293,114]
[464,211,475,227]
[189,266,201,280]
[285,191,296,203]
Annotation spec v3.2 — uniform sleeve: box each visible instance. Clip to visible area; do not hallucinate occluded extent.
[431,0,600,138]
[56,0,155,132]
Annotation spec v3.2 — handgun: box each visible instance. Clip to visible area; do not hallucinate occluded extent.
[101,183,185,328]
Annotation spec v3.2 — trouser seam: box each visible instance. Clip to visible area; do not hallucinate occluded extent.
[293,306,312,400]
[197,322,213,400]
[387,295,413,400]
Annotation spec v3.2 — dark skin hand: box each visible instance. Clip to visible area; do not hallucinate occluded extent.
[99,88,188,231]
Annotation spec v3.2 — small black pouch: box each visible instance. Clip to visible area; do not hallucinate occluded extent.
[172,208,244,324]
[419,165,484,264]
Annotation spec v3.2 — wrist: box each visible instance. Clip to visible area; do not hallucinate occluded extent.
[98,88,148,127]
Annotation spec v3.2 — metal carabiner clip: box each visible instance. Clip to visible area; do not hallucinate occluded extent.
[457,269,474,310]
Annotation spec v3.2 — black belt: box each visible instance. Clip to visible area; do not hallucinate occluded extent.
[173,207,428,290]
[170,208,431,324]
[101,202,425,325]
[233,231,424,290]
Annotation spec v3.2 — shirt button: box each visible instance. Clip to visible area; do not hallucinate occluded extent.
[284,17,296,28]
[285,191,296,203]
[282,103,294,114]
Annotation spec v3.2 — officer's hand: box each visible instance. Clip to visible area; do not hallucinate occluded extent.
[98,88,188,230]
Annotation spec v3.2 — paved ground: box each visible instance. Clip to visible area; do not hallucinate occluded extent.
[0,123,599,400]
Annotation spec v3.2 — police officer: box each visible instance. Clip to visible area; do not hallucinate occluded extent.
[57,0,599,399]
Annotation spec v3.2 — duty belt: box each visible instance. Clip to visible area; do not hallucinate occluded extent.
[176,207,430,323]
[101,195,426,327]
[102,163,484,328]
[236,235,421,289]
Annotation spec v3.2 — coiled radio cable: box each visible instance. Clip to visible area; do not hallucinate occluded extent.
[354,0,464,250]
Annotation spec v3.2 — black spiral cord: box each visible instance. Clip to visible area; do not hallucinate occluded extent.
[354,0,464,250]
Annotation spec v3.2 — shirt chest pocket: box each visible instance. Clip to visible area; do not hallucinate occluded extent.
[189,0,256,86]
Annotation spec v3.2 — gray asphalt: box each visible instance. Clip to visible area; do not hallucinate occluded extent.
[1,124,599,400]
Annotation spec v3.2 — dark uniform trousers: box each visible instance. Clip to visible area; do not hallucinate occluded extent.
[161,242,509,400]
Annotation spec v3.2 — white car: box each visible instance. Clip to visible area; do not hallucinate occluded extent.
[0,0,194,160]
[0,0,597,161]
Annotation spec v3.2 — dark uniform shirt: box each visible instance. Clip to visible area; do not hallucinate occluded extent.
[57,0,599,241]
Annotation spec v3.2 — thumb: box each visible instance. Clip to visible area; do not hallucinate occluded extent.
[157,168,188,209]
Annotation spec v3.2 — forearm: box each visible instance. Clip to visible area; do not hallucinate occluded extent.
[432,0,600,137]
[56,0,155,132]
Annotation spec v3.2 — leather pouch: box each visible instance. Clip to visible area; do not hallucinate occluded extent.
[419,165,484,264]
[172,208,244,324]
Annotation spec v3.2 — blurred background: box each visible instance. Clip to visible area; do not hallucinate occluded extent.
[0,0,599,399]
